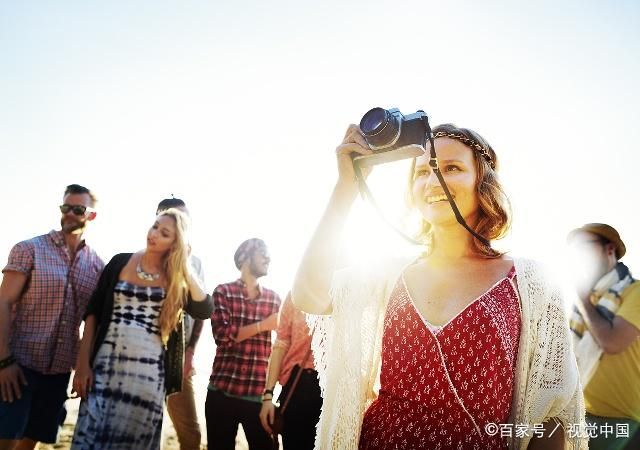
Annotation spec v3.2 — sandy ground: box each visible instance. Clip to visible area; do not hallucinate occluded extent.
[36,397,257,450]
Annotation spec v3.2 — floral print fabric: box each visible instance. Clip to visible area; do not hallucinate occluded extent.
[359,267,521,450]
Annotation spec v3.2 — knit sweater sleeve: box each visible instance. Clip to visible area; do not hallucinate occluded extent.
[306,258,409,450]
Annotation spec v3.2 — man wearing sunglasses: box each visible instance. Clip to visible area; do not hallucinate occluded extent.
[0,184,104,450]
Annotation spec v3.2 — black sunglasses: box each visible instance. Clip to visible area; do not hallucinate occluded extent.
[59,204,94,216]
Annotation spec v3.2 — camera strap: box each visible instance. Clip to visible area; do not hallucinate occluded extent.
[421,117,490,246]
[353,163,422,245]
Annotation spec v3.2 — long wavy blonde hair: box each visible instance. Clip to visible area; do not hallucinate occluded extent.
[156,208,191,344]
[407,123,512,258]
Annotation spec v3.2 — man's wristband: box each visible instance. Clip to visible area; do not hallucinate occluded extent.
[0,355,16,370]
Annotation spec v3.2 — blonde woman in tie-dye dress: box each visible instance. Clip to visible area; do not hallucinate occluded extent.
[70,209,213,449]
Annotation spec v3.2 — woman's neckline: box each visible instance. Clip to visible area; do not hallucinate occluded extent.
[401,264,516,331]
[116,279,165,290]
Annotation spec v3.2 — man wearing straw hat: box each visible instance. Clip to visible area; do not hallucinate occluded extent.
[568,223,640,449]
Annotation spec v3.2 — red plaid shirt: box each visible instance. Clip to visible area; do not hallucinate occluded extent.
[209,279,281,397]
[2,230,104,374]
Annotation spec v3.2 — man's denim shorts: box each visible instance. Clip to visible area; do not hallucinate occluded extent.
[0,366,70,443]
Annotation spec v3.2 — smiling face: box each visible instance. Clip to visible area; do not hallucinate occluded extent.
[147,214,177,255]
[411,138,480,229]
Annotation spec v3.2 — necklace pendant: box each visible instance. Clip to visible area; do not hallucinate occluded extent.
[136,258,160,281]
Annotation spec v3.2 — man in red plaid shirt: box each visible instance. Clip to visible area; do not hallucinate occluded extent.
[206,238,281,450]
[0,184,104,450]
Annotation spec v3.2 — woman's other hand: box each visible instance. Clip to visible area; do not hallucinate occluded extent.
[71,362,94,399]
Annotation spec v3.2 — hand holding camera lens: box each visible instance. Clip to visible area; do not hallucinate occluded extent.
[335,124,373,191]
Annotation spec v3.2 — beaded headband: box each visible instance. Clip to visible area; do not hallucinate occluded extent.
[433,131,496,170]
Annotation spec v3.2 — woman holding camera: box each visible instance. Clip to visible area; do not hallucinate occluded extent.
[70,208,213,450]
[292,122,586,450]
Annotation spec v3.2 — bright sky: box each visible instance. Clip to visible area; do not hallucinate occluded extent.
[1,0,639,418]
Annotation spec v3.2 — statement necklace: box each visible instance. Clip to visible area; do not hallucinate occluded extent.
[136,254,161,281]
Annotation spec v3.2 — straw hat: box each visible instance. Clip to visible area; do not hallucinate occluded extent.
[567,223,626,259]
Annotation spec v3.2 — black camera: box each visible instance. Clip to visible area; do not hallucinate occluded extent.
[354,107,428,167]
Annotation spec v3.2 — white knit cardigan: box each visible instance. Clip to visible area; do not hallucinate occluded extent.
[306,257,587,450]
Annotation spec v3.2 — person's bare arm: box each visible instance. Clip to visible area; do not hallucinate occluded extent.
[576,296,640,354]
[259,346,286,433]
[292,124,372,315]
[0,271,28,402]
[71,315,97,399]
[233,313,278,343]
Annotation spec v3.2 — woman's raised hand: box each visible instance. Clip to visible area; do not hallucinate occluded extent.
[335,124,373,189]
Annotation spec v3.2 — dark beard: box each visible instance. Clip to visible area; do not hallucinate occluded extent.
[249,260,267,278]
[61,218,86,234]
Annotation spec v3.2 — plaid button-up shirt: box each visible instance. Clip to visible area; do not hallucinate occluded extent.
[209,279,281,397]
[2,230,104,374]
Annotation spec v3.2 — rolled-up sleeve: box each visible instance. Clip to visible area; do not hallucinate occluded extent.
[210,286,238,347]
[273,294,293,351]
[617,283,640,330]
[3,242,34,275]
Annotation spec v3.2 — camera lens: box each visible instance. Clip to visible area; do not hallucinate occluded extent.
[360,107,400,149]
[360,108,387,134]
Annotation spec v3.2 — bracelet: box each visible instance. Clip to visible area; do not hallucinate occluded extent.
[263,388,274,396]
[261,395,273,402]
[256,321,262,334]
[0,355,16,370]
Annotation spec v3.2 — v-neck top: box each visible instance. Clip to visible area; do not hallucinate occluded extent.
[359,266,521,449]
[404,265,517,334]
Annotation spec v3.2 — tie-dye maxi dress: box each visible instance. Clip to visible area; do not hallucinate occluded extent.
[72,281,166,450]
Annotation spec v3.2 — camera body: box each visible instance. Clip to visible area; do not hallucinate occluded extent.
[354,107,428,168]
